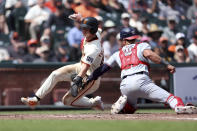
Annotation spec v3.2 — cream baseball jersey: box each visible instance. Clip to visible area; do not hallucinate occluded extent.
[106,42,151,78]
[81,29,104,75]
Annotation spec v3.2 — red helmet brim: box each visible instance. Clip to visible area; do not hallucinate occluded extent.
[124,35,140,40]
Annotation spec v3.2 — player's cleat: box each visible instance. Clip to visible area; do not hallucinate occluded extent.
[111,95,127,114]
[175,106,197,114]
[90,96,104,111]
[21,97,39,108]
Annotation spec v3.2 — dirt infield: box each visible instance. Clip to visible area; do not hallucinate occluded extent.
[1,113,197,121]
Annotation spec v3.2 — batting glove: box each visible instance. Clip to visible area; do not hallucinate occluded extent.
[71,76,83,97]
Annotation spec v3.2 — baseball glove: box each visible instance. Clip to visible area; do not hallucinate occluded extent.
[71,76,83,97]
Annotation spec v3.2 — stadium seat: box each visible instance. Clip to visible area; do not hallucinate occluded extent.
[53,89,68,105]
[178,19,191,34]
[3,88,24,105]
[0,34,10,47]
[141,11,167,27]
[40,93,53,105]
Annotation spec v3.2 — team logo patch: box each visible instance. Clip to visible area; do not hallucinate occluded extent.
[83,19,87,24]
[86,56,93,63]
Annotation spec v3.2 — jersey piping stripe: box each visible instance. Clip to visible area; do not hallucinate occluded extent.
[70,81,95,107]
[86,36,98,42]
[81,60,91,66]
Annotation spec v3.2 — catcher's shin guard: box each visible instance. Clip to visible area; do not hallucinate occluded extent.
[166,94,184,109]
[174,96,184,107]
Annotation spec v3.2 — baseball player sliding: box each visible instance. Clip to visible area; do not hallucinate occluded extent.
[21,13,104,110]
[77,27,197,114]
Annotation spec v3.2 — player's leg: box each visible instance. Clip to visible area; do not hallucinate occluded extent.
[139,74,197,114]
[35,63,80,99]
[111,78,138,114]
[111,95,128,114]
[21,63,80,107]
[62,78,104,110]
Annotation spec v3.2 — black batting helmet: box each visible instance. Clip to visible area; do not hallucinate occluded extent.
[120,27,140,40]
[80,17,98,34]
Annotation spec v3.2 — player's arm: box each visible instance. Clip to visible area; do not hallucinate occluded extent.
[87,64,111,83]
[68,13,83,22]
[71,47,99,96]
[80,63,111,91]
[71,63,90,91]
[143,49,175,73]
[143,49,162,64]
[71,62,90,97]
[73,45,99,86]
[86,51,118,84]
[78,62,90,78]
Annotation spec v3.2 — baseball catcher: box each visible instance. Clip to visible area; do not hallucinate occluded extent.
[80,27,197,114]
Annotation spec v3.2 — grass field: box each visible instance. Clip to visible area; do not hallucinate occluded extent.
[1,120,197,131]
[0,109,197,131]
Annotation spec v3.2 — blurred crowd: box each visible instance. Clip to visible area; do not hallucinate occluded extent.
[0,0,197,63]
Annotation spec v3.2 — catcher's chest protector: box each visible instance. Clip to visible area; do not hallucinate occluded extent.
[119,44,149,70]
[119,44,140,70]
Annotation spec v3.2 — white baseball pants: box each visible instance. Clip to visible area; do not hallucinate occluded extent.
[35,63,101,107]
[120,73,178,109]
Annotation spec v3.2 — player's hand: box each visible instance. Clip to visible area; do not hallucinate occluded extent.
[82,78,91,89]
[71,73,77,81]
[68,13,82,21]
[167,64,175,74]
[71,76,83,97]
[73,76,83,87]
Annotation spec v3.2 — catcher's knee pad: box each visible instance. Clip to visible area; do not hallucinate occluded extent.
[120,102,137,114]
[166,94,185,109]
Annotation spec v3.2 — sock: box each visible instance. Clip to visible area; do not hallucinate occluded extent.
[34,95,41,101]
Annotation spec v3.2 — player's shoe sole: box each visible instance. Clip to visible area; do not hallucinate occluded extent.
[111,95,127,114]
[21,97,38,109]
[175,106,197,114]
